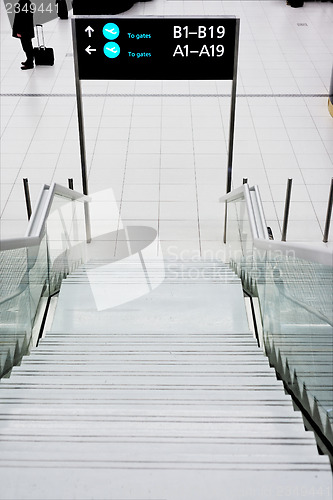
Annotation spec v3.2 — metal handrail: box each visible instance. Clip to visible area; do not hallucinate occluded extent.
[220,183,270,241]
[252,186,269,240]
[0,183,90,252]
[220,184,333,268]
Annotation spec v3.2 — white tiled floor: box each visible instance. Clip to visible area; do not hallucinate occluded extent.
[1,0,333,256]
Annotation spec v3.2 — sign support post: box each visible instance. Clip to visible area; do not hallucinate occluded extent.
[224,18,240,243]
[226,18,240,195]
[72,20,91,243]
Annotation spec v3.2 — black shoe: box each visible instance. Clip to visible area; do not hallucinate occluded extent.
[21,60,28,65]
[21,63,34,70]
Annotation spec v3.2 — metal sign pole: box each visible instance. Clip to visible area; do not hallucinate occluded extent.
[71,18,91,243]
[224,18,240,243]
[226,18,240,194]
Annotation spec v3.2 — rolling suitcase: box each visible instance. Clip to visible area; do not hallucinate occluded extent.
[56,0,68,19]
[33,24,55,66]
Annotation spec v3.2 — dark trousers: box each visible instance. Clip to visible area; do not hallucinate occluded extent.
[20,37,34,63]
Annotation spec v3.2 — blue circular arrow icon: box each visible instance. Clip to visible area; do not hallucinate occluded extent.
[103,23,120,40]
[103,42,120,59]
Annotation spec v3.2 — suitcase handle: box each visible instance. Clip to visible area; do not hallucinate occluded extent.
[35,24,46,48]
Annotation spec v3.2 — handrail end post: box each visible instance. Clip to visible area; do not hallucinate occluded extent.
[281,178,293,242]
[323,177,333,243]
[23,178,32,221]
[223,202,228,244]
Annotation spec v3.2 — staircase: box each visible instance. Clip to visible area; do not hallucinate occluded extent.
[0,260,331,499]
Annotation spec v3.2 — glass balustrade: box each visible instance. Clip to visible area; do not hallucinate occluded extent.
[0,187,87,378]
[46,193,87,294]
[224,185,333,448]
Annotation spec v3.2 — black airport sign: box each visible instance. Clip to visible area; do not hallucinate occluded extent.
[74,17,237,80]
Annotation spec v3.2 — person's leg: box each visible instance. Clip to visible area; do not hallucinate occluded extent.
[20,37,34,67]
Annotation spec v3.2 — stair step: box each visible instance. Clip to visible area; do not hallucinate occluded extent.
[1,258,331,497]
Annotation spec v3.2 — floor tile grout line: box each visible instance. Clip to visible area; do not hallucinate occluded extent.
[190,94,202,257]
[114,88,136,258]
[157,87,164,257]
[0,93,51,218]
[0,93,330,98]
[51,101,78,188]
[285,96,328,237]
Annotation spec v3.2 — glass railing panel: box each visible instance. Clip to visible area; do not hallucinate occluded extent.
[257,253,333,429]
[46,193,87,295]
[27,234,49,327]
[225,195,254,265]
[224,187,333,444]
[0,248,33,377]
[0,185,88,378]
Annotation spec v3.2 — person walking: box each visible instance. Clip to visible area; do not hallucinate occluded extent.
[12,0,35,70]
